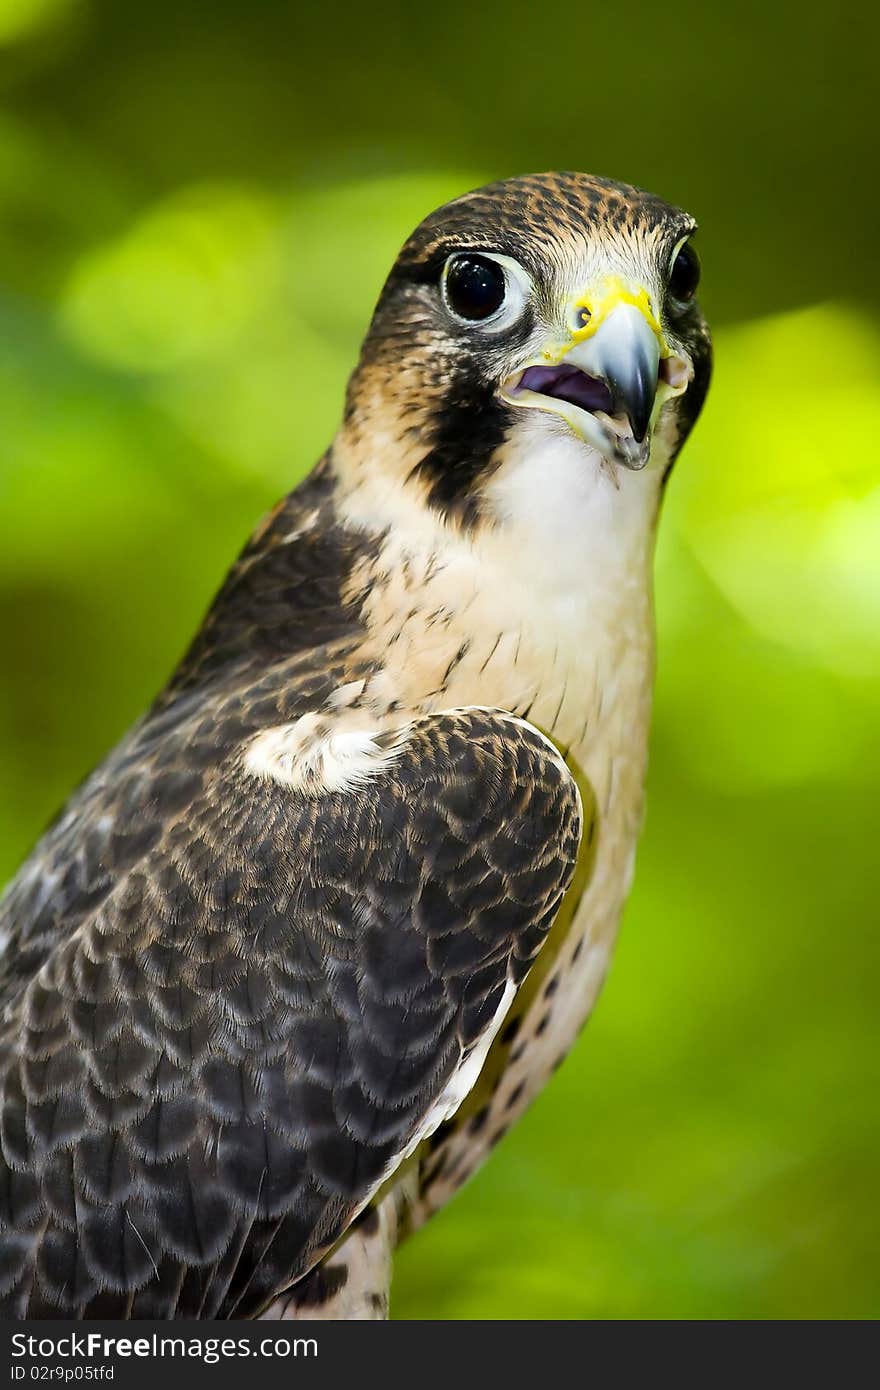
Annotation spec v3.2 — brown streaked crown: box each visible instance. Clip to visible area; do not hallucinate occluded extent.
[393,171,695,281]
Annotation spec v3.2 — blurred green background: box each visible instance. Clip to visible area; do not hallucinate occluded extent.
[1,0,878,1320]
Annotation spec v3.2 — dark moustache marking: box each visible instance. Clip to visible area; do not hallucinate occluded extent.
[408,377,513,526]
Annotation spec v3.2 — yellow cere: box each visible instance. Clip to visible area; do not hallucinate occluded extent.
[556,272,669,357]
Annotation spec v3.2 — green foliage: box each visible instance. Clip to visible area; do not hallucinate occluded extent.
[0,0,876,1320]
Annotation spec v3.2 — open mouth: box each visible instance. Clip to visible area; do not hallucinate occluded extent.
[502,362,654,470]
[501,355,689,472]
[518,363,616,416]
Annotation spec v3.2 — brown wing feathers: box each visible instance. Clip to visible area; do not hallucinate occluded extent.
[0,707,579,1317]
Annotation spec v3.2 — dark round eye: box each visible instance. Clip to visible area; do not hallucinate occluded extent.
[668,241,700,305]
[444,253,506,321]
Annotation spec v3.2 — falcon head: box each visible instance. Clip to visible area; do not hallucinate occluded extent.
[340,172,711,527]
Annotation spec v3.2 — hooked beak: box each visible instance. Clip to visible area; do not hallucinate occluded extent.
[500,276,691,470]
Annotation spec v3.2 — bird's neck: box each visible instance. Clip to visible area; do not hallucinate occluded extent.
[332,424,664,767]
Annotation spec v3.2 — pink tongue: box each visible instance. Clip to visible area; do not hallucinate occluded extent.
[519,364,615,414]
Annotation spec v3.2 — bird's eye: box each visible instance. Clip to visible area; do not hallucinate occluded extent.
[443,253,507,321]
[668,241,700,305]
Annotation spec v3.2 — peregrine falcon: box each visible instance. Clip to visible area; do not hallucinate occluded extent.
[0,172,711,1319]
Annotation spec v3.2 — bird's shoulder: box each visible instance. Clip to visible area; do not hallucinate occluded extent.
[161,456,369,701]
[0,459,362,990]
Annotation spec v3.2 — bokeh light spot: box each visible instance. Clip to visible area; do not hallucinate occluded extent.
[60,185,282,372]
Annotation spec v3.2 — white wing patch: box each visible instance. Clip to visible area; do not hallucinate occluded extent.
[423,977,518,1133]
[378,976,518,1184]
[244,713,407,796]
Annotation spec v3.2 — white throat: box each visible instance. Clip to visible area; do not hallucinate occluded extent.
[481,418,662,619]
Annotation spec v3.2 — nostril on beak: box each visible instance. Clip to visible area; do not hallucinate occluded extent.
[573,305,591,332]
